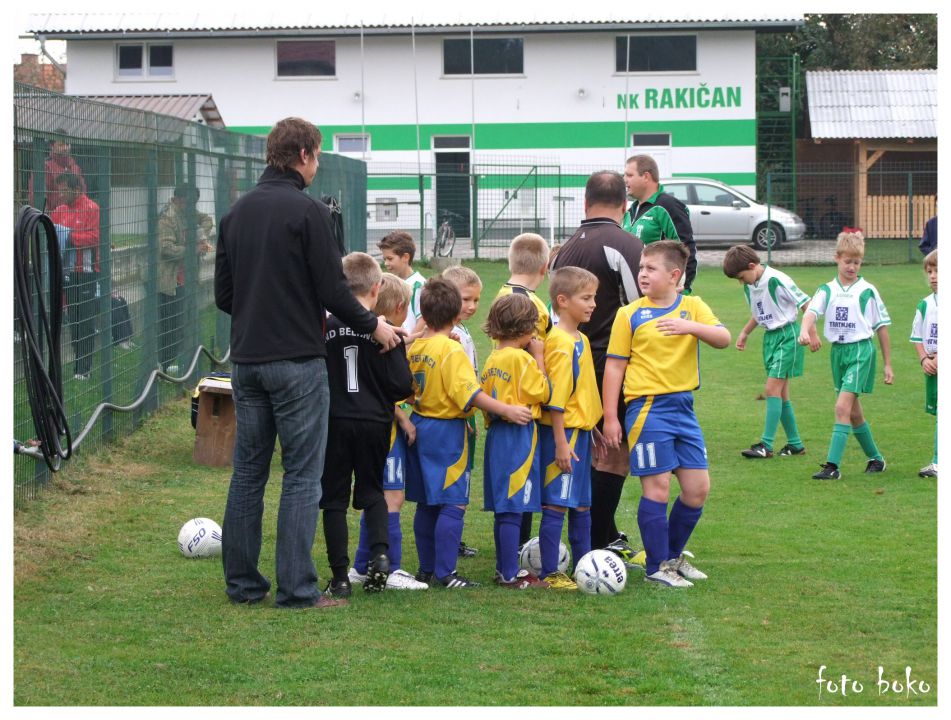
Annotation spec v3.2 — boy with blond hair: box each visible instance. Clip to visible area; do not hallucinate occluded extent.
[911,250,938,478]
[481,294,552,589]
[537,266,603,589]
[723,244,815,458]
[406,277,534,588]
[799,230,894,480]
[321,254,414,598]
[378,231,426,333]
[603,241,730,587]
[348,273,429,590]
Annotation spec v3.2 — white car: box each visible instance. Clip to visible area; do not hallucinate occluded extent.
[661,177,806,250]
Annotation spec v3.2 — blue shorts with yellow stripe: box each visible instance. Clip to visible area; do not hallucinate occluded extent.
[538,424,592,508]
[624,391,708,476]
[383,421,407,491]
[405,415,471,506]
[483,421,542,513]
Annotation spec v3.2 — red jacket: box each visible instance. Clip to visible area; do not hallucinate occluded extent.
[50,194,101,273]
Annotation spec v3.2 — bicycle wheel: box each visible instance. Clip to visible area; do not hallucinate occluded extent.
[437,225,456,257]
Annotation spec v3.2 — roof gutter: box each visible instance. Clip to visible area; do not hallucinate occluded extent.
[35,34,67,76]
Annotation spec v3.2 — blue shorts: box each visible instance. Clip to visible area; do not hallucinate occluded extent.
[624,391,708,476]
[404,415,471,506]
[383,421,407,491]
[538,424,592,508]
[483,421,542,513]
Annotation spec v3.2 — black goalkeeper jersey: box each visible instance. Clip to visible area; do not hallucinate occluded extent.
[324,316,414,423]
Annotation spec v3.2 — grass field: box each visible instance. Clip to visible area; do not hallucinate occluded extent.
[13,260,937,706]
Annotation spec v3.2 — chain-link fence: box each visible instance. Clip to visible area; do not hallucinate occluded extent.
[13,84,366,504]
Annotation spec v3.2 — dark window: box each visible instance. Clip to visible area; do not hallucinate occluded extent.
[433,136,470,149]
[117,44,173,78]
[277,41,335,77]
[616,35,696,72]
[149,45,173,77]
[117,45,143,76]
[444,38,523,75]
[632,133,671,146]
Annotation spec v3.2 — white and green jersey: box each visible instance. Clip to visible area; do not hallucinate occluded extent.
[808,276,891,344]
[744,265,809,331]
[910,293,938,356]
[401,270,426,333]
[452,322,478,369]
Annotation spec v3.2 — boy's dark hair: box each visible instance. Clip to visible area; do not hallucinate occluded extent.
[266,117,322,173]
[341,252,383,297]
[483,293,539,341]
[419,277,461,330]
[173,184,200,202]
[549,266,598,308]
[54,172,83,191]
[377,231,417,263]
[643,240,689,274]
[722,245,761,278]
[584,171,626,207]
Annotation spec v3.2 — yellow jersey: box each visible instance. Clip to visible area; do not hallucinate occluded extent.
[606,294,722,401]
[540,325,602,431]
[479,346,551,427]
[408,334,481,419]
[495,283,552,341]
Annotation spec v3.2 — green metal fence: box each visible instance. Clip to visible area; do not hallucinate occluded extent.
[12,84,367,505]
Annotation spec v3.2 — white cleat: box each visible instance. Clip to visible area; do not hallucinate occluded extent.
[385,568,429,590]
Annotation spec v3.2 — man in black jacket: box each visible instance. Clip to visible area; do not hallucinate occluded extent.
[215,117,400,609]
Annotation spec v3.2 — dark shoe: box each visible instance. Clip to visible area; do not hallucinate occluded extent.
[741,442,773,459]
[309,593,348,609]
[415,569,435,584]
[458,541,478,558]
[364,553,390,593]
[438,572,481,588]
[230,591,270,606]
[865,458,887,474]
[325,578,352,600]
[779,444,806,456]
[812,462,841,480]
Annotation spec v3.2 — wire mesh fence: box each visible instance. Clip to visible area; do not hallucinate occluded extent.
[12,84,367,504]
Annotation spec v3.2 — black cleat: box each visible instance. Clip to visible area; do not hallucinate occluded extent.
[741,442,774,459]
[778,444,806,456]
[865,458,887,474]
[812,462,841,480]
[325,578,352,600]
[415,569,434,584]
[438,572,481,588]
[457,541,479,558]
[364,553,390,593]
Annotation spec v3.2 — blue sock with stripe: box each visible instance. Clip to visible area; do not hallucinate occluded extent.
[413,503,439,574]
[567,508,591,572]
[539,507,566,578]
[387,511,403,571]
[667,496,703,560]
[495,512,521,582]
[637,497,670,575]
[353,513,370,575]
[435,505,466,579]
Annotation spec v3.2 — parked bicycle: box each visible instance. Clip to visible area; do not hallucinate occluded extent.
[432,209,463,258]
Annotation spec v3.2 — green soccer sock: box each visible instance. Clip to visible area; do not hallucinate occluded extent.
[760,396,783,450]
[827,423,851,465]
[933,424,938,464]
[852,422,883,461]
[780,400,803,448]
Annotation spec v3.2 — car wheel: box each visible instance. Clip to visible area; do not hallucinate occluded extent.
[753,222,785,250]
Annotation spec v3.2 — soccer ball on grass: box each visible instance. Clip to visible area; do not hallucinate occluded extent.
[178,518,222,558]
[518,536,570,575]
[574,549,627,595]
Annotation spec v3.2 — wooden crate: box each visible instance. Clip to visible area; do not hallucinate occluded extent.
[193,382,236,467]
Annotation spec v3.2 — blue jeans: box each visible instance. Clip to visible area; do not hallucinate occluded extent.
[222,357,329,607]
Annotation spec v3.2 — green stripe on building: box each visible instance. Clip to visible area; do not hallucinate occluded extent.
[364,172,756,192]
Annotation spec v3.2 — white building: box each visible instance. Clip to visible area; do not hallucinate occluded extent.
[25,11,802,247]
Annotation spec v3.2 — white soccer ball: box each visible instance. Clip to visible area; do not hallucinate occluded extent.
[518,536,570,575]
[574,549,628,595]
[178,518,223,558]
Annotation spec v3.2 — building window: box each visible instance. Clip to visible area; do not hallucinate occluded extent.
[443,38,523,75]
[116,43,174,79]
[277,40,335,77]
[615,35,696,72]
[632,133,671,146]
[335,134,370,153]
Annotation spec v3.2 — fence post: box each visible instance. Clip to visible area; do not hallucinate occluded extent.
[142,136,160,415]
[96,145,114,442]
[418,173,426,258]
[472,173,480,260]
[183,152,199,382]
[533,166,540,235]
[766,172,773,264]
[907,172,915,262]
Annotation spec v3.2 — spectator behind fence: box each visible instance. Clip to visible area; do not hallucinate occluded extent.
[50,172,100,380]
[920,214,937,255]
[30,128,87,212]
[157,184,216,373]
[215,117,401,609]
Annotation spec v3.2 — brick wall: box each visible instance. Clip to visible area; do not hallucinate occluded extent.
[14,53,65,93]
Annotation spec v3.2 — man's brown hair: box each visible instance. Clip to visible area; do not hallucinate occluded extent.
[584,171,626,207]
[483,293,539,341]
[722,245,761,278]
[266,117,322,173]
[625,154,660,183]
[378,231,417,264]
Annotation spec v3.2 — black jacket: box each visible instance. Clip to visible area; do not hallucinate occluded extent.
[215,167,377,363]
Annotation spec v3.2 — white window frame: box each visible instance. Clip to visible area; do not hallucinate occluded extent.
[334,134,371,155]
[275,39,337,80]
[115,42,175,81]
[614,33,699,76]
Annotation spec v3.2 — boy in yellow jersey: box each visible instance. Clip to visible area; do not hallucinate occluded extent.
[603,241,730,588]
[495,232,552,546]
[406,277,533,588]
[538,267,603,589]
[349,274,429,590]
[480,294,552,589]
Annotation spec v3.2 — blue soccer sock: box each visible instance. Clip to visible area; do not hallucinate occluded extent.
[495,512,522,582]
[637,497,670,575]
[435,505,466,579]
[353,513,371,575]
[539,507,566,578]
[567,508,591,573]
[667,496,703,561]
[413,503,439,574]
[387,511,403,571]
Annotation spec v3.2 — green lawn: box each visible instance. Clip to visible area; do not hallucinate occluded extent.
[13,260,937,706]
